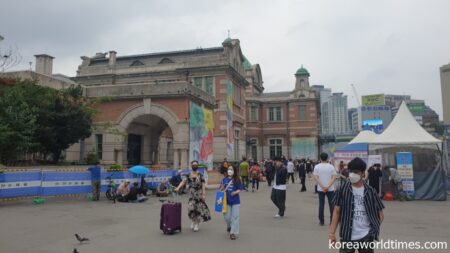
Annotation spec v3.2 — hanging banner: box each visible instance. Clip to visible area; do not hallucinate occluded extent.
[189,103,214,169]
[396,152,415,197]
[291,137,317,160]
[226,80,234,156]
[368,155,382,168]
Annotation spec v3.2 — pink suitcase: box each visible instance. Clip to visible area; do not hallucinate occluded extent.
[160,200,182,234]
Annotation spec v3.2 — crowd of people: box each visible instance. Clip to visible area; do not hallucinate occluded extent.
[87,154,399,250]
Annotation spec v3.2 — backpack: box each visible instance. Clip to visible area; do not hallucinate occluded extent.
[251,169,259,179]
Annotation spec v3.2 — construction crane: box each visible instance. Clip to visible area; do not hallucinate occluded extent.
[351,83,361,107]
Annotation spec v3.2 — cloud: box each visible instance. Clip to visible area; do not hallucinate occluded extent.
[1,0,449,117]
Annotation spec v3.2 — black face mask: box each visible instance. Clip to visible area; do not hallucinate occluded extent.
[192,166,198,171]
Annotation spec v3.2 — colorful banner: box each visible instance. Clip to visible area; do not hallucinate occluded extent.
[362,94,385,106]
[189,103,214,169]
[226,80,234,156]
[396,152,415,197]
[291,137,317,160]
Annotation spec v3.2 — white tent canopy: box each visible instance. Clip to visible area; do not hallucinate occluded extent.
[349,130,378,144]
[371,102,441,145]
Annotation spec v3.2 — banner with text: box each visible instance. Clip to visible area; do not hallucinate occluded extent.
[396,152,415,197]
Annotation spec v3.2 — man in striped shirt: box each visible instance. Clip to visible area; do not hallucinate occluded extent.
[329,157,385,253]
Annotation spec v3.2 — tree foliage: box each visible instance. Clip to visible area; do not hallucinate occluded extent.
[0,79,94,164]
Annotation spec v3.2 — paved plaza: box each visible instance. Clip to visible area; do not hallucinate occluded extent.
[1,179,449,253]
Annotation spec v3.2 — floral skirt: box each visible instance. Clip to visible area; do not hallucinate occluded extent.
[188,197,211,222]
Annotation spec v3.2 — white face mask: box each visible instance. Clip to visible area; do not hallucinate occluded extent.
[227,170,234,177]
[349,172,361,184]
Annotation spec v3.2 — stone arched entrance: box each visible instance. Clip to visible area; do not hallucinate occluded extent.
[116,100,189,168]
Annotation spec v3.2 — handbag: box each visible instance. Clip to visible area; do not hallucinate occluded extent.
[215,180,233,213]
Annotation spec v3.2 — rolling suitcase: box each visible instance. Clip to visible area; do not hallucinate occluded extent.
[160,194,182,234]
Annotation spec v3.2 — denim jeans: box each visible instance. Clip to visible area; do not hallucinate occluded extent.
[251,179,260,190]
[318,191,334,224]
[224,204,240,235]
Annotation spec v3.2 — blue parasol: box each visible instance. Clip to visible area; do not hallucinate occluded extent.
[128,165,150,175]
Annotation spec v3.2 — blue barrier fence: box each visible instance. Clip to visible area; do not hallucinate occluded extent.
[0,168,206,199]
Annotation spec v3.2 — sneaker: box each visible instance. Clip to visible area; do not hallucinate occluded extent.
[319,222,325,226]
[193,224,199,232]
[190,222,194,230]
[273,214,281,219]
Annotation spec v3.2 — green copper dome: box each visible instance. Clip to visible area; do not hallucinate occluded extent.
[222,37,232,45]
[242,56,252,70]
[295,65,310,77]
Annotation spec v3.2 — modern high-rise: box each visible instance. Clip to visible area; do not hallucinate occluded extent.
[311,85,350,136]
[441,63,450,125]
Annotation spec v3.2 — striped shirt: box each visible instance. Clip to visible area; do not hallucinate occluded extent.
[333,180,385,241]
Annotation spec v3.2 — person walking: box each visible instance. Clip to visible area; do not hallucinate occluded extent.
[87,162,102,201]
[313,153,337,226]
[298,159,307,192]
[220,158,229,177]
[271,157,288,218]
[366,164,382,196]
[265,160,274,186]
[239,157,250,191]
[175,160,211,232]
[287,158,295,184]
[220,165,243,240]
[249,162,262,192]
[329,157,385,252]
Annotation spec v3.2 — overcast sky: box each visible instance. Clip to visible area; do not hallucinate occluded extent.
[1,0,449,116]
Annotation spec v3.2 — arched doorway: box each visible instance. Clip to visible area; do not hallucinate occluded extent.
[126,114,172,166]
[118,102,189,168]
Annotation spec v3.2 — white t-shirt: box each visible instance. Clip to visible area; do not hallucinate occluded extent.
[351,186,371,240]
[313,163,337,192]
[287,162,295,173]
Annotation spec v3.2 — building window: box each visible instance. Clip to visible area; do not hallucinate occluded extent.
[194,77,203,89]
[299,105,307,120]
[193,76,215,95]
[269,139,282,159]
[268,107,282,121]
[234,130,240,160]
[250,106,258,121]
[250,139,257,161]
[233,84,241,106]
[205,76,213,95]
[95,134,103,160]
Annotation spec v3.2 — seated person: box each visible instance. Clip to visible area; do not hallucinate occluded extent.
[129,182,148,202]
[139,176,148,196]
[156,181,169,197]
[116,180,130,202]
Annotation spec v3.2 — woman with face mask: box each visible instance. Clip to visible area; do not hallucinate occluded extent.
[220,165,243,240]
[175,160,211,232]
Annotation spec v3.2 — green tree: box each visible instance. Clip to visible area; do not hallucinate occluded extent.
[35,85,94,163]
[0,79,94,164]
[0,80,38,164]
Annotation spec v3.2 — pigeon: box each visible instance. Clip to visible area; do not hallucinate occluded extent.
[73,249,79,253]
[74,234,89,244]
[159,199,167,203]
